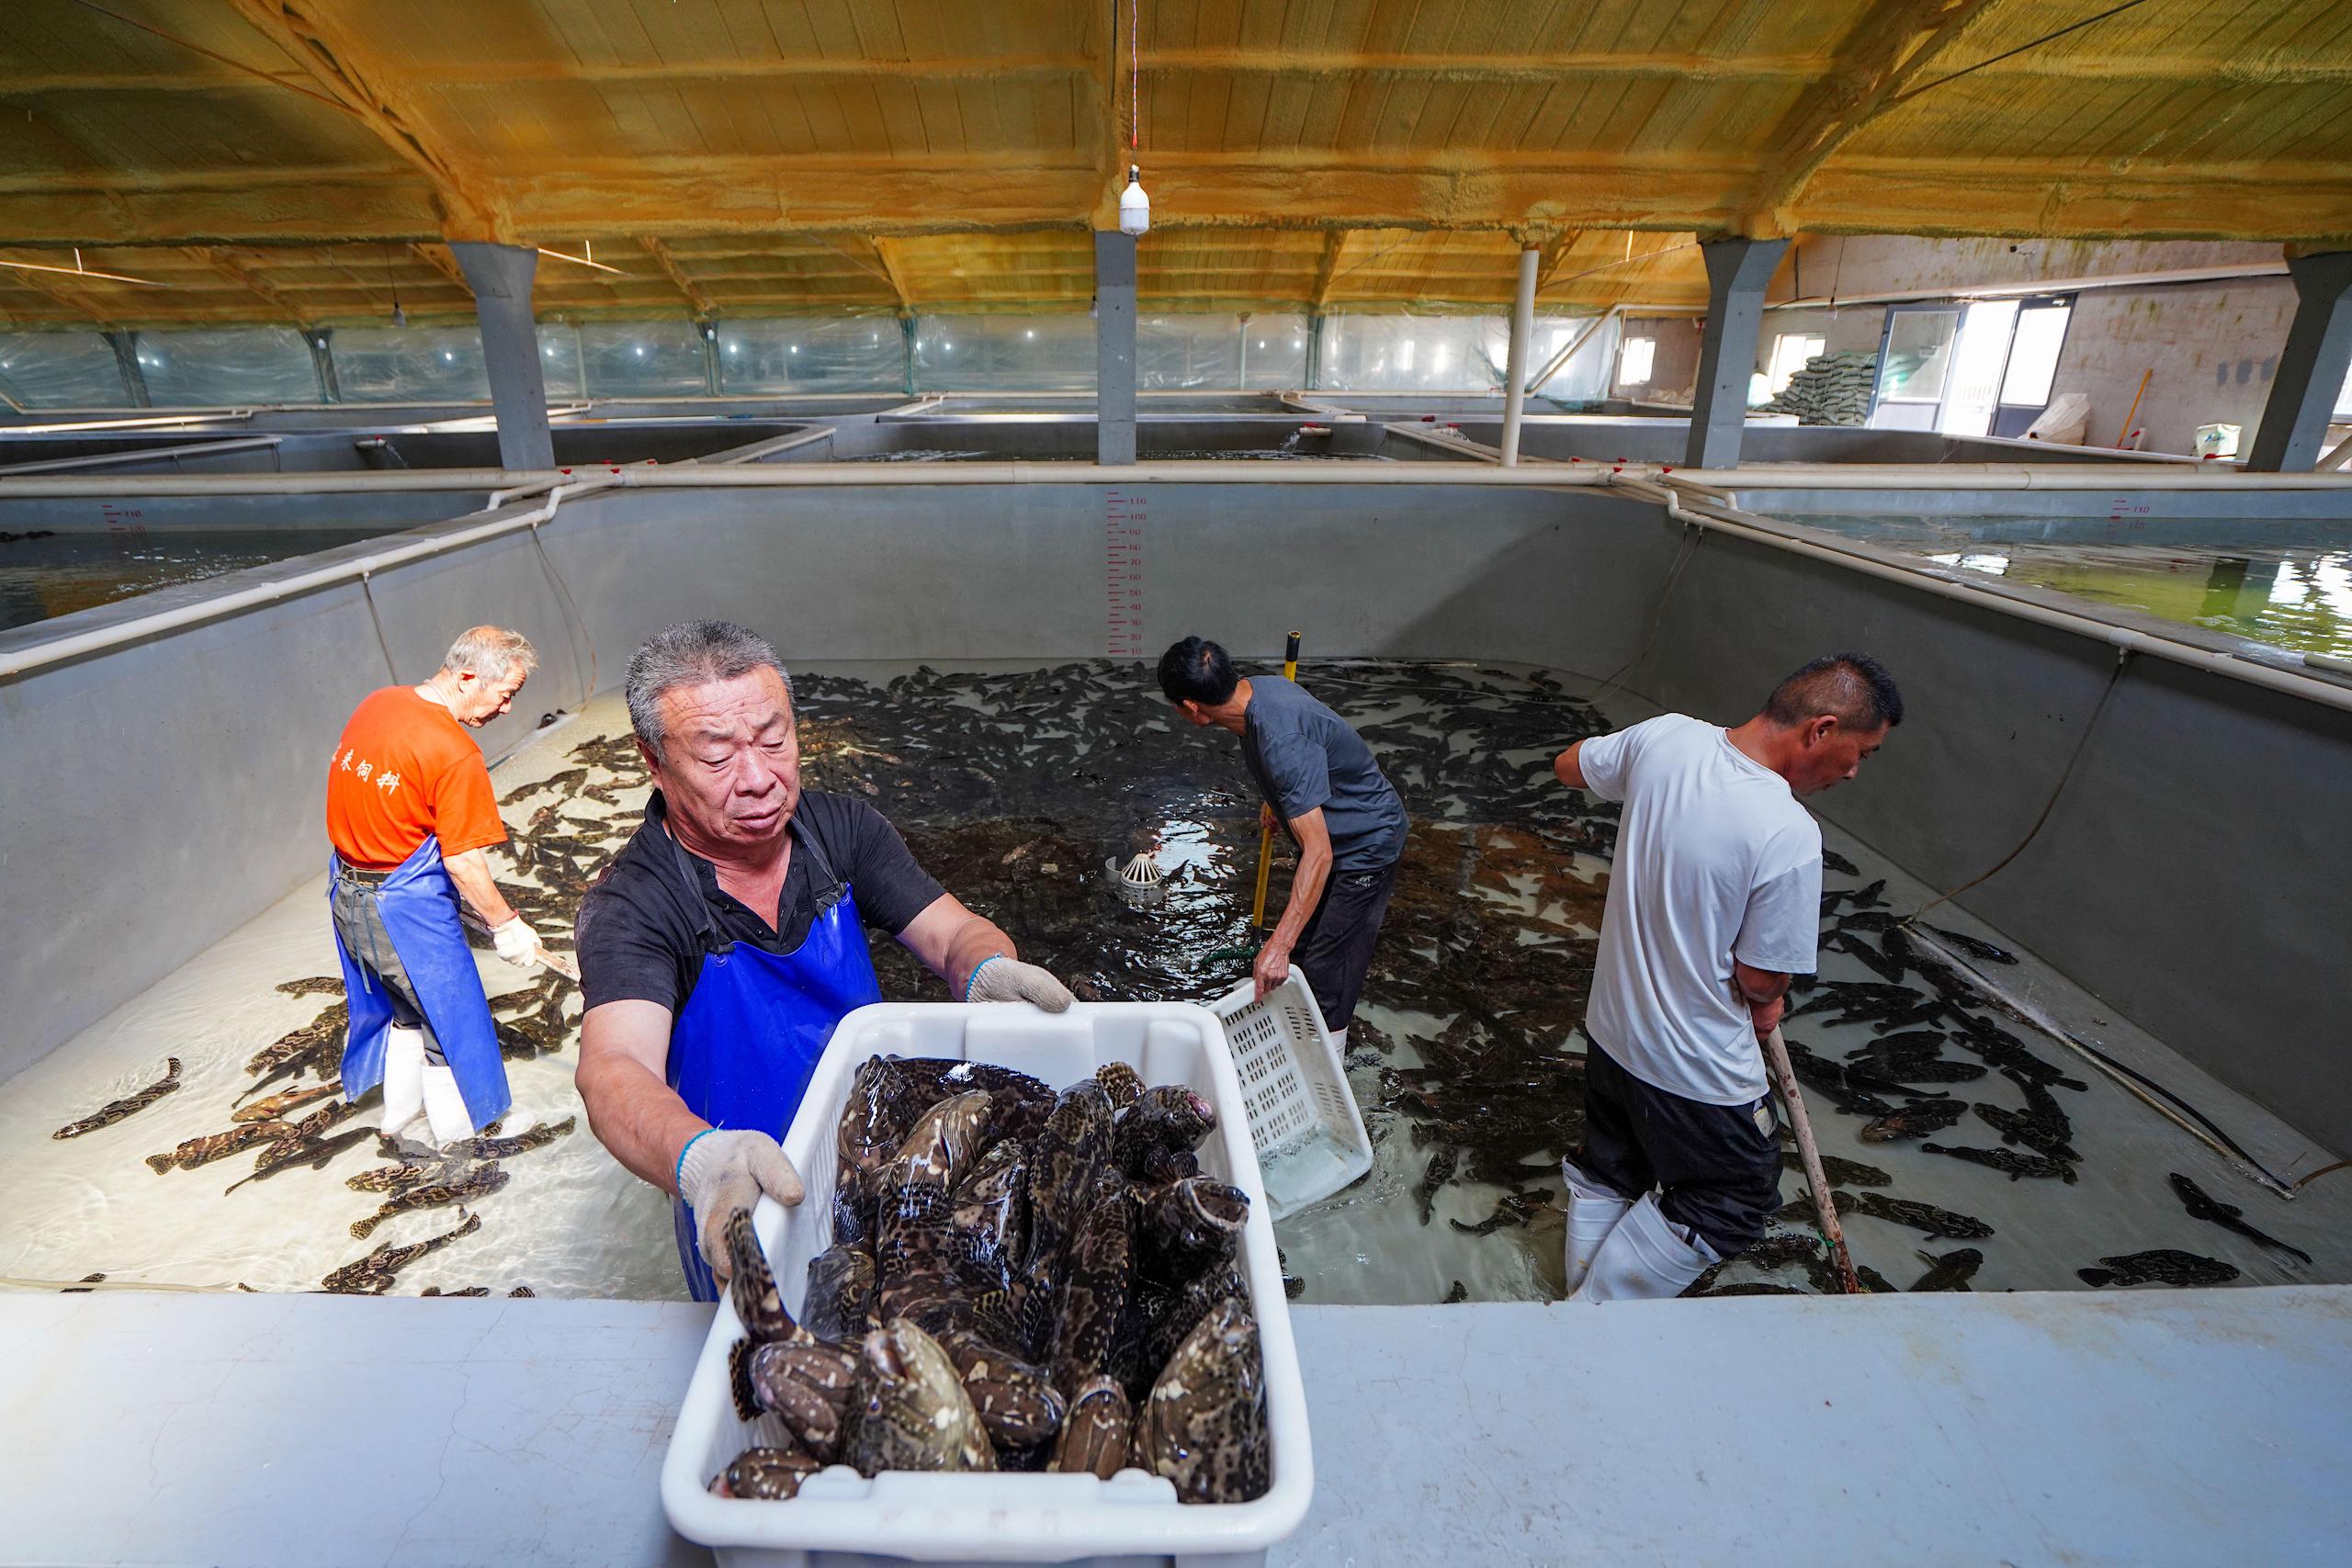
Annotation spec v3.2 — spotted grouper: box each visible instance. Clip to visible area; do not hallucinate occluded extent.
[1130,1296,1270,1504]
[843,1320,995,1475]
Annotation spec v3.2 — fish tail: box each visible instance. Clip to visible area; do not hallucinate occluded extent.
[145,1153,176,1175]
[2076,1268,2114,1287]
[729,1337,763,1421]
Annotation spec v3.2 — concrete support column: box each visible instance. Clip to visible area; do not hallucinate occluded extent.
[1683,235,1789,470]
[1305,313,1325,391]
[448,241,555,471]
[103,332,152,408]
[307,329,341,402]
[1095,231,1137,465]
[1499,246,1540,466]
[2246,250,2352,473]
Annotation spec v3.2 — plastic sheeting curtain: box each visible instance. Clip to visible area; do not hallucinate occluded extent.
[717,318,903,394]
[912,314,1096,392]
[578,320,707,398]
[535,323,586,400]
[136,327,322,407]
[1136,313,1309,389]
[330,326,492,402]
[0,332,136,408]
[1316,311,1606,400]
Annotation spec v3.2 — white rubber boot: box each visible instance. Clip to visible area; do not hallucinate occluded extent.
[380,1025,426,1137]
[1561,1157,1634,1296]
[420,1063,476,1145]
[1568,1192,1721,1303]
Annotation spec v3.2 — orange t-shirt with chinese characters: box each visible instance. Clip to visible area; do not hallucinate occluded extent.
[326,687,506,871]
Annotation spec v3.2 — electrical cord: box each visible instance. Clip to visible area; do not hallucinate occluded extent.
[1904,644,2131,925]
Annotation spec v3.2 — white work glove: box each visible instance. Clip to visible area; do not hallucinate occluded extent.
[965,954,1076,1011]
[677,1128,805,1281]
[490,915,545,968]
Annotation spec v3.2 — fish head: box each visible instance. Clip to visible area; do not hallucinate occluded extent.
[893,1090,995,1189]
[854,1320,992,1472]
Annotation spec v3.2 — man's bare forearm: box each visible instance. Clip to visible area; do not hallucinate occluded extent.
[1272,843,1332,950]
[443,846,517,928]
[576,1051,707,1195]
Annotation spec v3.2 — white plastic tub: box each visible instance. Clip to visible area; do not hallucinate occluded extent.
[659,1001,1316,1567]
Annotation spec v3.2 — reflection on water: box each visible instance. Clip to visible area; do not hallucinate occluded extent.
[0,525,393,634]
[1780,513,2352,659]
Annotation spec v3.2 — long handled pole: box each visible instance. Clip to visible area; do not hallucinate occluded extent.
[1249,631,1303,928]
[1760,1024,1862,1293]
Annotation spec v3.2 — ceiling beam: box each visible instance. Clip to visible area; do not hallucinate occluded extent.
[226,0,508,241]
[187,246,314,329]
[637,236,718,317]
[1308,231,1351,311]
[407,242,471,292]
[869,238,916,315]
[16,47,2352,101]
[1741,0,2003,234]
[1139,48,1821,84]
[0,265,119,326]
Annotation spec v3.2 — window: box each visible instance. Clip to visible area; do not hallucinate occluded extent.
[1879,308,1960,402]
[1767,333,1826,395]
[2000,300,2072,407]
[1619,336,1656,387]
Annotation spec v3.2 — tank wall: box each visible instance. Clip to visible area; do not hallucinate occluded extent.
[1626,524,2352,1150]
[0,481,1666,1081]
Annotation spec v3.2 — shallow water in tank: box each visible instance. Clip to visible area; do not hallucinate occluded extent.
[2,660,2344,1304]
[0,523,400,633]
[1777,512,2352,660]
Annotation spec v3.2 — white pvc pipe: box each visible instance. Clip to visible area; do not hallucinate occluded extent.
[0,461,1628,499]
[1499,247,1540,468]
[1763,260,2290,313]
[0,435,284,477]
[1671,464,2352,491]
[0,477,621,682]
[1609,476,2352,716]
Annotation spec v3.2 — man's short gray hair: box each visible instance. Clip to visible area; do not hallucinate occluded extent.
[626,619,791,760]
[440,625,537,681]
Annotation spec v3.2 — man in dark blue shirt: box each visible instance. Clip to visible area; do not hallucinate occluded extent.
[1159,636,1407,1032]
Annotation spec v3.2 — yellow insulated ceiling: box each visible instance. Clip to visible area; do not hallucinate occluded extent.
[0,0,2346,329]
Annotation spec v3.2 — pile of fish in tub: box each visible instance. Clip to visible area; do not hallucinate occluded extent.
[711,1055,1270,1504]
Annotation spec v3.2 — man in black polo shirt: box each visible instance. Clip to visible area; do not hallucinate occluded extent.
[1159,636,1408,1032]
[574,620,1072,1300]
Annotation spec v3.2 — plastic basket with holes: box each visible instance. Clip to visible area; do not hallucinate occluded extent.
[1209,966,1373,1220]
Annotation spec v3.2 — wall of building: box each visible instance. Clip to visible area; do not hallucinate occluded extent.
[1758,236,2302,455]
[1612,316,1702,400]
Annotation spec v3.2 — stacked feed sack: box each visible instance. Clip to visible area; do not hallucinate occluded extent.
[1760,351,1878,425]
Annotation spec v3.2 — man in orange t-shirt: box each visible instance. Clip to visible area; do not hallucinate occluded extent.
[327,625,561,1145]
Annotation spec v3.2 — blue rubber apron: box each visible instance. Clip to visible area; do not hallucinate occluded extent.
[331,833,511,1132]
[664,821,881,1302]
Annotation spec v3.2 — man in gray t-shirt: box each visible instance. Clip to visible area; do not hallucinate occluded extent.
[1159,637,1407,1031]
[1552,652,1901,1304]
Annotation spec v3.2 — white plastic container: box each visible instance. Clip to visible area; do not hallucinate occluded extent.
[660,1001,1315,1567]
[1209,968,1374,1221]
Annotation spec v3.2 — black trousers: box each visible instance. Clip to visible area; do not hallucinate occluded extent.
[1294,858,1398,1030]
[1575,1036,1780,1258]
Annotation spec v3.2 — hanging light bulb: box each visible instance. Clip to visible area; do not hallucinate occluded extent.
[1119,165,1150,237]
[392,302,407,328]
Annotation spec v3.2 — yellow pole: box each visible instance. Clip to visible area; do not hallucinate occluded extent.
[1250,631,1303,928]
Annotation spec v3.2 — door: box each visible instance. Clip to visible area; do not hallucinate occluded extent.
[1868,304,1962,431]
[1989,296,2074,438]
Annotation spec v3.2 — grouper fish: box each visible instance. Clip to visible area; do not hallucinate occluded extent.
[53,1058,181,1139]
